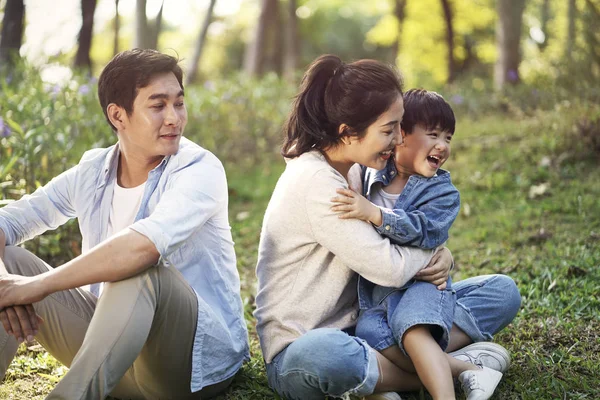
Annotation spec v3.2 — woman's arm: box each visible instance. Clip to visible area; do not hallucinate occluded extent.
[306,170,434,288]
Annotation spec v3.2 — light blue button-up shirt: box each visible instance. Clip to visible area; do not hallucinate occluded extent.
[0,137,250,391]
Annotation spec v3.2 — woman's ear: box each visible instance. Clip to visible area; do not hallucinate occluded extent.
[107,103,126,131]
[338,124,352,145]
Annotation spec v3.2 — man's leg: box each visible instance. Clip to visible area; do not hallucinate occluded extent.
[50,262,233,400]
[0,246,96,379]
[111,263,233,400]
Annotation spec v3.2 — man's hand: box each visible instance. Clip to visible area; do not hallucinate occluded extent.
[415,247,453,289]
[0,305,42,343]
[331,188,383,226]
[0,274,46,342]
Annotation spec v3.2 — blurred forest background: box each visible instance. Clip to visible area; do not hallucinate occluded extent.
[0,0,599,399]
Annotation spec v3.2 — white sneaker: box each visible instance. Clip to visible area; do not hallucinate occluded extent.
[362,392,402,400]
[458,366,503,400]
[449,342,510,373]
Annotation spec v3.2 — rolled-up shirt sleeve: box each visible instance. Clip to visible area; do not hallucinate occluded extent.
[129,158,227,264]
[0,166,77,246]
[376,187,460,249]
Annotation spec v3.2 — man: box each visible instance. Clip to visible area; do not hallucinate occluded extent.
[0,49,249,399]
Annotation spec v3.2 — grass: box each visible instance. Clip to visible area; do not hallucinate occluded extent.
[1,107,599,399]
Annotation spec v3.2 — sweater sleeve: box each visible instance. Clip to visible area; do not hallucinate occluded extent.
[305,168,434,288]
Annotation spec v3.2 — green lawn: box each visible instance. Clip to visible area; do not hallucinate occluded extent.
[1,108,599,399]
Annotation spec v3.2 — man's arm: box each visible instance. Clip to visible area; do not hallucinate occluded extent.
[0,228,159,309]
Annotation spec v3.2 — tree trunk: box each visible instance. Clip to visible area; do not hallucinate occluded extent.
[147,0,164,50]
[134,0,149,49]
[440,0,455,83]
[566,0,577,58]
[494,0,526,89]
[186,0,217,85]
[391,0,407,65]
[243,0,278,76]
[74,0,98,71]
[266,0,283,74]
[538,0,550,51]
[283,0,299,79]
[113,0,120,55]
[0,0,26,66]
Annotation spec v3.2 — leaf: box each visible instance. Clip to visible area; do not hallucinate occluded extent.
[529,182,550,199]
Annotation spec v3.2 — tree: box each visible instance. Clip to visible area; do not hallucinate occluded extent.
[147,0,164,50]
[283,0,299,79]
[494,0,526,89]
[243,0,280,76]
[391,0,407,64]
[114,0,120,56]
[0,0,25,66]
[566,0,577,58]
[134,0,150,48]
[440,0,455,83]
[186,0,217,85]
[74,0,98,71]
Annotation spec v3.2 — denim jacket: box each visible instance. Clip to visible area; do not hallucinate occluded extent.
[357,159,460,309]
[0,137,250,391]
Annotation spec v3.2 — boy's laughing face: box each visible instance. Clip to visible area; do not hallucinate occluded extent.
[394,124,453,178]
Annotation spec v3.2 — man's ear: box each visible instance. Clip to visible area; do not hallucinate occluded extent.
[107,104,126,131]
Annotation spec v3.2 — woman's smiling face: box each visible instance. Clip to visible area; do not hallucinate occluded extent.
[346,96,404,170]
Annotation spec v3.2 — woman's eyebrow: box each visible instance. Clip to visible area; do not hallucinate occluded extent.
[380,120,398,127]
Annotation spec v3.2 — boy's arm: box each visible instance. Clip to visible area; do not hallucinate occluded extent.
[331,188,383,226]
[376,187,460,249]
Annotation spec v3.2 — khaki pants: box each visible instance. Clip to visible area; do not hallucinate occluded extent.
[0,246,233,400]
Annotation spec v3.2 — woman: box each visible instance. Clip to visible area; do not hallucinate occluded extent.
[254,54,520,400]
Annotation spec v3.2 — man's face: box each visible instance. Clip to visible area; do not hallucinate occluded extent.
[118,72,187,162]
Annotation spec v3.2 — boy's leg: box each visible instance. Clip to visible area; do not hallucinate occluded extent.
[446,274,520,372]
[265,328,422,400]
[49,261,233,400]
[388,280,456,398]
[450,274,520,346]
[0,246,96,379]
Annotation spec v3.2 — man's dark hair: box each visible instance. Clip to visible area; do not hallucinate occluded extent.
[401,89,455,134]
[98,49,184,131]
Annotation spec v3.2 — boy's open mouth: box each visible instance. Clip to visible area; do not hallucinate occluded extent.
[427,155,442,168]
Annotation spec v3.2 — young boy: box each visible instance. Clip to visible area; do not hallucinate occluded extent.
[332,89,502,399]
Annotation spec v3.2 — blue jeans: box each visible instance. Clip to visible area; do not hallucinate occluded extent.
[356,278,456,354]
[265,274,520,399]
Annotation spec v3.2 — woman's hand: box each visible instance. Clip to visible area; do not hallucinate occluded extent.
[414,247,453,289]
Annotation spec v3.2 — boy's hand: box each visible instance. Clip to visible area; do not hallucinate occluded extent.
[331,188,382,226]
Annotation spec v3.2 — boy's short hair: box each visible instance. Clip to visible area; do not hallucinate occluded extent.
[98,49,184,131]
[401,89,455,134]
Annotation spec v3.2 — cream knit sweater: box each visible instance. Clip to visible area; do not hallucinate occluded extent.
[254,151,434,363]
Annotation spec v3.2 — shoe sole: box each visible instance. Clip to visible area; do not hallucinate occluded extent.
[449,342,510,372]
